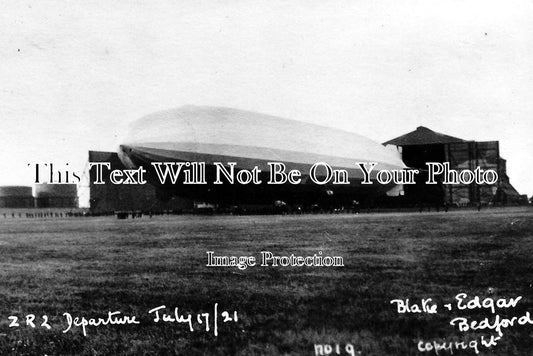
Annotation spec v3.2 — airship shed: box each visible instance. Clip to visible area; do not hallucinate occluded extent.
[88,151,193,214]
[384,126,525,207]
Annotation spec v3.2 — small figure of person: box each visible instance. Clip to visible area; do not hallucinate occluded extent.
[352,200,360,214]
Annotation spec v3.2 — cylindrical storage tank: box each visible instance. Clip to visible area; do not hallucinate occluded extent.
[0,186,34,208]
[34,184,78,208]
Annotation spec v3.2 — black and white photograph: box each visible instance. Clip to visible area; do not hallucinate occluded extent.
[0,1,532,355]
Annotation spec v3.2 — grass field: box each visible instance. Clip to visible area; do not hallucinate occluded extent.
[0,207,532,355]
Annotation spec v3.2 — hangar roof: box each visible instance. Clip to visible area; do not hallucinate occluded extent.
[384,126,465,146]
[89,150,120,162]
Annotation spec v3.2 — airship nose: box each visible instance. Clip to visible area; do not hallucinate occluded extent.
[119,145,131,153]
[117,145,136,169]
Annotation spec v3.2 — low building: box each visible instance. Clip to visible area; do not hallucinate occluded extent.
[0,186,33,208]
[34,184,78,208]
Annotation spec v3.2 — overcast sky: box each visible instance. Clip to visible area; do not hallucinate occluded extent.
[1,0,532,197]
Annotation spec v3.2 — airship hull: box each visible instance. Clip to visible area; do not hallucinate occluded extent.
[118,106,405,205]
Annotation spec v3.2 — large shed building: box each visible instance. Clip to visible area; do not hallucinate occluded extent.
[88,151,192,213]
[384,126,523,207]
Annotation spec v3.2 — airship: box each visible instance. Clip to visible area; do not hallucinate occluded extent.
[118,106,405,206]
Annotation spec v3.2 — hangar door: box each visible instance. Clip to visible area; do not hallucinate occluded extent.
[444,141,499,205]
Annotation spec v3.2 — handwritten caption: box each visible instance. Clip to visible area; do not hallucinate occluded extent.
[390,293,532,354]
[5,303,239,337]
[314,343,360,356]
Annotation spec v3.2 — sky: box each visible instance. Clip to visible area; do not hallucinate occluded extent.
[1,0,532,198]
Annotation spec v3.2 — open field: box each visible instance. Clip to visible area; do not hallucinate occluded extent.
[0,207,532,355]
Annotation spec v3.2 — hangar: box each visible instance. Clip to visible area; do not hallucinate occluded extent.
[384,126,524,207]
[88,151,193,214]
